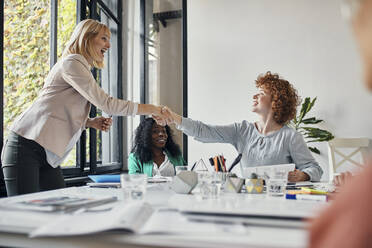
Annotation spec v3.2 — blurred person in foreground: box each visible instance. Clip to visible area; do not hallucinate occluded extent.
[333,171,353,188]
[309,0,372,247]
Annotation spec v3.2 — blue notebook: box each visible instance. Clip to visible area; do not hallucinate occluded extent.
[88,175,120,183]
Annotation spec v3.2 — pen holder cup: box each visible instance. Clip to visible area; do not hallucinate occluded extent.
[224,176,244,193]
[245,178,264,194]
[170,171,198,194]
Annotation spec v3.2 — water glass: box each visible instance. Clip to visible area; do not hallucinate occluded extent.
[212,172,228,194]
[196,172,215,199]
[266,170,288,197]
[120,174,147,201]
[195,172,228,199]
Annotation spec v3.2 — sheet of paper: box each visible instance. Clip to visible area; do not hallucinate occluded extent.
[138,225,307,248]
[168,193,328,219]
[139,208,307,248]
[242,163,295,178]
[140,209,249,235]
[147,176,171,183]
[0,210,55,234]
[87,182,121,188]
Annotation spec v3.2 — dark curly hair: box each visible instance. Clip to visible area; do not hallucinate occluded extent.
[255,71,300,125]
[131,117,182,163]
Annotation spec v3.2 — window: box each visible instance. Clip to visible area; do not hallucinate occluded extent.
[62,0,124,178]
[91,0,123,172]
[143,0,188,160]
[3,0,51,145]
[58,0,77,167]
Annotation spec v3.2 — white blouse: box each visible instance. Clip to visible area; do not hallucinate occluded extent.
[152,153,175,177]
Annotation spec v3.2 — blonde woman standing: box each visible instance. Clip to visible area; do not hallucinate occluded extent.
[1,19,166,196]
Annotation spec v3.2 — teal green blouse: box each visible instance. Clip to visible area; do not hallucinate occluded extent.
[128,150,186,177]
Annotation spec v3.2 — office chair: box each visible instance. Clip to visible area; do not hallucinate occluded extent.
[327,138,370,181]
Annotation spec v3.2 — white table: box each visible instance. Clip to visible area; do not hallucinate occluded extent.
[0,182,329,248]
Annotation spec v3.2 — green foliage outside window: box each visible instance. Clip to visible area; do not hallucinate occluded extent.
[4,0,50,137]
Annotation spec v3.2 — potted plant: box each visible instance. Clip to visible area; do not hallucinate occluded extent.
[290,97,334,154]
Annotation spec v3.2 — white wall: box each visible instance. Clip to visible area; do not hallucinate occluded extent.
[187,0,372,180]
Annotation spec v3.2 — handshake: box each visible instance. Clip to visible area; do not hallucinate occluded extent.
[152,106,182,126]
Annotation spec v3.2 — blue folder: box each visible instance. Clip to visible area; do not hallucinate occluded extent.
[88,175,120,183]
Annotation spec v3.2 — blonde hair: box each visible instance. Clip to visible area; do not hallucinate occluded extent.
[62,19,110,69]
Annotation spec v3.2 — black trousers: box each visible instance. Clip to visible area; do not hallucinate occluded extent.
[1,132,65,196]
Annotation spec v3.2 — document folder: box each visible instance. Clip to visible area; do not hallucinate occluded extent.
[88,175,120,183]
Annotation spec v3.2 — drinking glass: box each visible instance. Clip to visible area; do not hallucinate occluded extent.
[196,172,216,199]
[212,171,228,194]
[175,166,188,175]
[266,170,288,197]
[120,174,147,201]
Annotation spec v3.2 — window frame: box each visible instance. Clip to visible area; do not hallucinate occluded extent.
[63,0,124,179]
[140,0,189,163]
[0,0,4,195]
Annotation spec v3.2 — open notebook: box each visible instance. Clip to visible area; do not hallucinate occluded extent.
[0,195,117,212]
[29,202,154,237]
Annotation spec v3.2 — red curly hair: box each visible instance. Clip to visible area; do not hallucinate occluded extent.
[255,71,300,125]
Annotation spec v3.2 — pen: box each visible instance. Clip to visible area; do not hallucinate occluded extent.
[209,157,214,167]
[286,190,310,195]
[286,193,328,202]
[88,185,120,188]
[228,153,242,172]
[300,187,328,195]
[191,161,197,171]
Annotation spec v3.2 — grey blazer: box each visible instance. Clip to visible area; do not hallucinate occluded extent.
[10,54,137,157]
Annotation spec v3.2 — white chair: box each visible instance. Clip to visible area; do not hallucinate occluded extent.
[328,138,370,181]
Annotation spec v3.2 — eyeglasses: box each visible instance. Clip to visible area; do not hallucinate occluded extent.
[340,0,364,20]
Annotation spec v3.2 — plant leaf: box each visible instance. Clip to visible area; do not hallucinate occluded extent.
[298,97,311,123]
[302,127,334,141]
[302,117,323,124]
[309,146,320,154]
[306,97,317,115]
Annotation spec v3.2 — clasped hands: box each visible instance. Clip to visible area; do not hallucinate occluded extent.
[152,106,180,126]
[85,105,178,132]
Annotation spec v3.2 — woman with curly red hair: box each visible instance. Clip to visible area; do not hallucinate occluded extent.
[159,71,323,182]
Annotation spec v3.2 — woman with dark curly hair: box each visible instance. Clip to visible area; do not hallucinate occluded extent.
[128,117,185,177]
[159,71,323,182]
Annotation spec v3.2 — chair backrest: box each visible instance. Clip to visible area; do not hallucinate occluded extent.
[327,138,370,181]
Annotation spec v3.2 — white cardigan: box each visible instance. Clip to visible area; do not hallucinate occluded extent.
[11,54,137,157]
